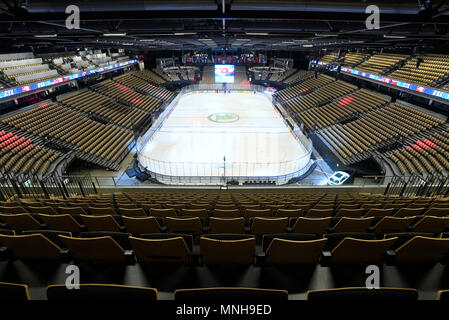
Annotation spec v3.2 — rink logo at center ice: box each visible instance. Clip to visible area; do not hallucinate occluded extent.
[208,112,240,123]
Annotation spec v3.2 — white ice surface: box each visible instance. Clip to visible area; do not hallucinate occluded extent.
[140,91,310,177]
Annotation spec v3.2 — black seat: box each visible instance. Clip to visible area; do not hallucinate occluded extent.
[174,287,288,301]
[438,290,449,300]
[21,230,71,248]
[47,284,158,300]
[306,287,418,301]
[0,282,30,300]
[202,234,254,241]
[324,232,376,251]
[79,231,132,250]
[0,229,15,236]
[384,232,436,250]
[262,233,318,252]
[139,233,193,252]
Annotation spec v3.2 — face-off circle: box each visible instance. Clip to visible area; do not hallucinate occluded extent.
[208,112,240,123]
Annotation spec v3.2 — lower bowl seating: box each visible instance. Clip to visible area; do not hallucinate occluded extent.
[0,191,448,300]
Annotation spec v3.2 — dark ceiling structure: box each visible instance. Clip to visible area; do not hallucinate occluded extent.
[0,0,449,53]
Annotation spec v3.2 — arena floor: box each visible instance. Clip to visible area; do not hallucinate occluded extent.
[139,91,310,178]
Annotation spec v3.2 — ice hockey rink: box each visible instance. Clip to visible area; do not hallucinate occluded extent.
[139,90,311,179]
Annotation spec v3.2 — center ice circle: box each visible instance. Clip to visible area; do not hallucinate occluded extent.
[208,112,240,123]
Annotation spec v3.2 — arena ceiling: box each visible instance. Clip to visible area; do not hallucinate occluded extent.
[0,0,449,52]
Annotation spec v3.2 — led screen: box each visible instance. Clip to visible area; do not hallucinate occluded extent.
[215,64,235,83]
[310,60,449,102]
[0,60,137,100]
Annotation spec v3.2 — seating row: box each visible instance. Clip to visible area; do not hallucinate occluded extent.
[6,282,449,300]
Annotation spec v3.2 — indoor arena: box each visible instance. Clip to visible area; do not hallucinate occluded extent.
[0,0,448,308]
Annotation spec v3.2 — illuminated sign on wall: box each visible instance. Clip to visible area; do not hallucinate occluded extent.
[0,60,137,100]
[264,87,278,95]
[341,67,449,101]
[310,60,449,102]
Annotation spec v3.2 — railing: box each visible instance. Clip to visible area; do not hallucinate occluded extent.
[384,174,449,197]
[5,171,447,197]
[136,158,315,186]
[180,83,268,92]
[0,172,96,200]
